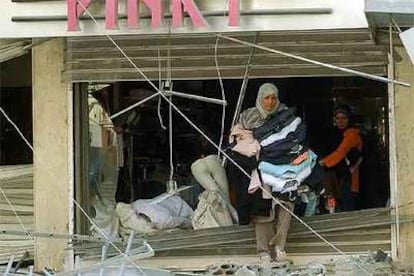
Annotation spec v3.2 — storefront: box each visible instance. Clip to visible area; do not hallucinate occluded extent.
[1,0,413,271]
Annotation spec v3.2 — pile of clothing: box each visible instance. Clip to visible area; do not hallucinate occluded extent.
[115,193,193,237]
[248,108,323,199]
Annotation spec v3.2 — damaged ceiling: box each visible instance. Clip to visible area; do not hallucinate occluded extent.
[66,28,389,82]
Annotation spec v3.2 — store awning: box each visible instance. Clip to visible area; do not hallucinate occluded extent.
[66,29,388,82]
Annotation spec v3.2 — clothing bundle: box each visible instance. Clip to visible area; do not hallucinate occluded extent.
[116,193,193,237]
[190,155,239,229]
[248,108,323,200]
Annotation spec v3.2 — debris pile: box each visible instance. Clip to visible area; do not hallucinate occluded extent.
[204,251,392,276]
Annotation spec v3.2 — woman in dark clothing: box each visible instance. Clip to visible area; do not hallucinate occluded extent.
[227,83,294,262]
[319,104,363,212]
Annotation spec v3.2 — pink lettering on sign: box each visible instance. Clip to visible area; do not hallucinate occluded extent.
[127,0,163,29]
[228,0,240,27]
[171,0,207,28]
[105,0,118,29]
[67,0,240,31]
[67,0,93,31]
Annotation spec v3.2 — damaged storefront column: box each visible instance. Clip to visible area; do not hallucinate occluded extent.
[393,46,414,268]
[32,38,73,271]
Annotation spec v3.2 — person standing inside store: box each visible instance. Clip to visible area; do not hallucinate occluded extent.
[227,83,295,263]
[319,104,363,212]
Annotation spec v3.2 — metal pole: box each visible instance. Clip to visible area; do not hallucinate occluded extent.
[4,255,14,276]
[111,90,226,121]
[110,93,161,120]
[99,243,109,276]
[163,90,227,106]
[388,20,399,261]
[0,229,143,244]
[118,231,135,276]
[218,34,411,87]
[230,33,258,128]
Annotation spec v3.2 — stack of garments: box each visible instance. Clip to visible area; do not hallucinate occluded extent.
[250,108,321,198]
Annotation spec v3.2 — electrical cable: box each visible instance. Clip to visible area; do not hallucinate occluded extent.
[157,47,167,130]
[215,35,227,159]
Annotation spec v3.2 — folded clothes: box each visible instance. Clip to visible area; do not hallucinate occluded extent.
[291,151,309,165]
[260,144,308,165]
[258,150,317,178]
[260,117,302,147]
[260,140,300,161]
[260,123,306,164]
[261,164,313,193]
[253,108,297,141]
[262,122,307,149]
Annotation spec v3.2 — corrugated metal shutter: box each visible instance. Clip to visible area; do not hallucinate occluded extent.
[66,29,388,82]
[0,39,32,63]
[73,208,392,260]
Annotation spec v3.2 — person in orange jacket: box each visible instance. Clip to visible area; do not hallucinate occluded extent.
[319,104,363,211]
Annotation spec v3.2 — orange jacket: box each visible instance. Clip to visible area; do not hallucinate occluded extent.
[322,128,363,193]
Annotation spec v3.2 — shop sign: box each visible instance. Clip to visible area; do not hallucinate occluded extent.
[67,0,240,31]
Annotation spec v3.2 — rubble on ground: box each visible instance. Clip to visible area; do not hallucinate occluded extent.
[204,250,393,276]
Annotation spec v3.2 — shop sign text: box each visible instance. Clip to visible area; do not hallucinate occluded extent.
[67,0,240,31]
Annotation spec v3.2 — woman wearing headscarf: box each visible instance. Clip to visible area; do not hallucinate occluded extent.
[319,104,363,211]
[238,83,287,130]
[227,83,294,263]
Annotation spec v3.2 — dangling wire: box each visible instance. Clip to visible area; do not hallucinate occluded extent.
[215,35,227,158]
[167,43,174,182]
[157,47,167,130]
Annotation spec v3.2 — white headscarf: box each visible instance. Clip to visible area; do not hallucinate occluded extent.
[255,83,279,118]
[239,83,282,129]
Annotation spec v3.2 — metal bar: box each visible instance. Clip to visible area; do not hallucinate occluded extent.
[223,33,257,166]
[218,34,411,87]
[4,255,14,276]
[11,8,332,22]
[0,229,144,244]
[163,90,227,105]
[99,243,109,276]
[59,244,154,276]
[390,16,402,34]
[118,231,135,276]
[388,22,399,261]
[230,33,258,128]
[110,92,161,120]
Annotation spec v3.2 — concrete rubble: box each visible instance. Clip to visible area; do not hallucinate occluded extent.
[203,250,393,276]
[0,249,403,276]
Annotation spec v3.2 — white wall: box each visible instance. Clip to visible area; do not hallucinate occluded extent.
[3,0,368,38]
